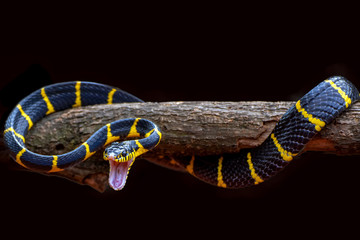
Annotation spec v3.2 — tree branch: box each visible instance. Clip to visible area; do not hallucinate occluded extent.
[2,101,360,191]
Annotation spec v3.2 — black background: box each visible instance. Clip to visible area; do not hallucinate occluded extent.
[1,4,360,239]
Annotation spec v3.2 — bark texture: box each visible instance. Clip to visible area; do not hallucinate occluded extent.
[2,101,360,191]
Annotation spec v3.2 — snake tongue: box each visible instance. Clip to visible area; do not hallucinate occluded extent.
[108,159,133,191]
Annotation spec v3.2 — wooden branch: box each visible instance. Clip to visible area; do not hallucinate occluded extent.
[2,101,360,191]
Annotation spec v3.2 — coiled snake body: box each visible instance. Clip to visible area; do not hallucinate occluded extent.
[3,76,359,190]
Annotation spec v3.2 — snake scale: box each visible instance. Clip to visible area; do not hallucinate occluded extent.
[3,76,359,190]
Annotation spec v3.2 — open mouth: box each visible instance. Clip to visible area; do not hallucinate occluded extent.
[108,158,135,191]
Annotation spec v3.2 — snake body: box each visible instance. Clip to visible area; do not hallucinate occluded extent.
[3,76,359,189]
[3,81,161,190]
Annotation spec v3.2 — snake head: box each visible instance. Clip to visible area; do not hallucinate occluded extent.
[103,141,136,191]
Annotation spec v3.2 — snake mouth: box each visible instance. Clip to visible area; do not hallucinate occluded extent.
[108,158,134,191]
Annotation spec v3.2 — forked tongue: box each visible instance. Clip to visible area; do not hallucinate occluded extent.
[109,159,133,191]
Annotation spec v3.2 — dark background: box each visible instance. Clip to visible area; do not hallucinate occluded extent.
[1,4,360,239]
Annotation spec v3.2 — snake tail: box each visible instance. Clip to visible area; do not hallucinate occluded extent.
[175,76,360,188]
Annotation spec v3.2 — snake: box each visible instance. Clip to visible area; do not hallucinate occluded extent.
[3,76,360,190]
